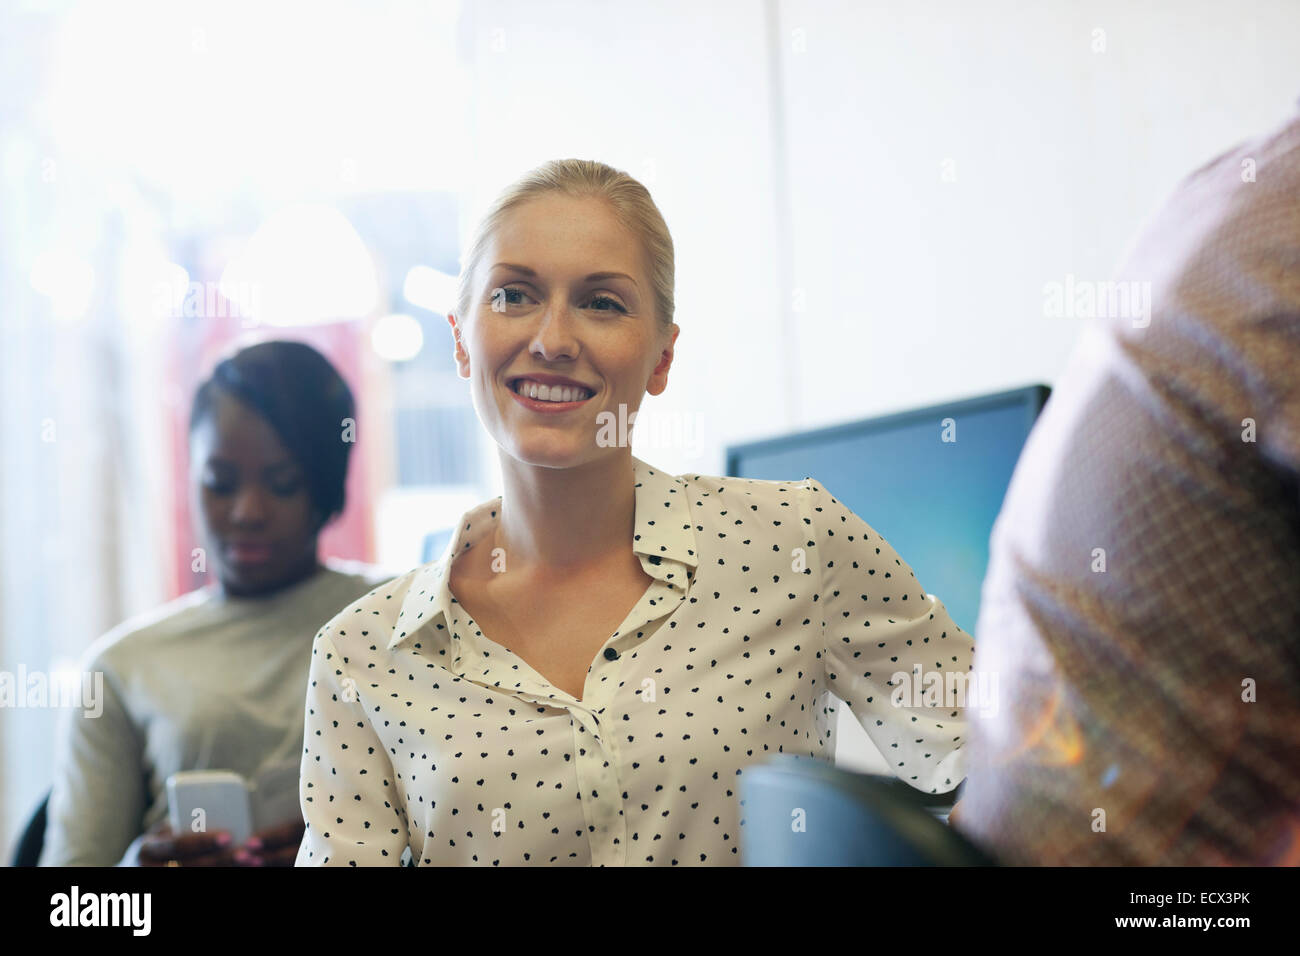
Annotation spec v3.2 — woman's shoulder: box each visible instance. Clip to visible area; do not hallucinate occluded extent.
[318,558,404,598]
[661,468,871,558]
[311,559,434,642]
[81,587,217,671]
[676,469,820,493]
[629,466,840,559]
[669,468,827,516]
[271,560,402,638]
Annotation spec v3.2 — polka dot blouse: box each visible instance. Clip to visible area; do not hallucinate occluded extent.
[296,456,975,866]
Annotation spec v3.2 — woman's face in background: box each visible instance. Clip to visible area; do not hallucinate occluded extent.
[189,390,320,596]
[452,193,678,468]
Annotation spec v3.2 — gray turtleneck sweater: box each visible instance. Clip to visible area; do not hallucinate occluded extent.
[39,560,391,866]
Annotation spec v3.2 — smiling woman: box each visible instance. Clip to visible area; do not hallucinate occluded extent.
[295,159,976,867]
[449,184,677,475]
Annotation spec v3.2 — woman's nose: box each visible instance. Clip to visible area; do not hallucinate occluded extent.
[229,486,270,525]
[530,302,579,359]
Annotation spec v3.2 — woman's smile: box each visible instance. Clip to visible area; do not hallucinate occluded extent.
[506,376,598,413]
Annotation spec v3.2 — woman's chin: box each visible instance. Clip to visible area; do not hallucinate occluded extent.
[503,436,601,468]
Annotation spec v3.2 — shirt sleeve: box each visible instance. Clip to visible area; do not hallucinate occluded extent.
[39,653,149,866]
[802,477,976,794]
[296,625,410,866]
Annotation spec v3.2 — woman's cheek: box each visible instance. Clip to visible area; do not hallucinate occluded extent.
[281,494,316,540]
[196,491,224,538]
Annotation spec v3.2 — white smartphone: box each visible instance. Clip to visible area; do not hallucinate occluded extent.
[165,770,254,844]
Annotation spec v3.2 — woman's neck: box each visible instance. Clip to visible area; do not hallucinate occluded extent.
[493,452,636,579]
[218,554,323,600]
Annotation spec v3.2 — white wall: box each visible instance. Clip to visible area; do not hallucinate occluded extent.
[777,0,1300,430]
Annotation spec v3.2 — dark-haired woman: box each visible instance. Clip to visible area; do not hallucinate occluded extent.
[40,340,390,866]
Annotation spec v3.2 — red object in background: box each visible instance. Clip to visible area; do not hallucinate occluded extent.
[165,309,376,599]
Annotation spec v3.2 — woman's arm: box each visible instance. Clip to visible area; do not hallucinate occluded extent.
[800,478,978,794]
[40,656,149,866]
[296,625,410,866]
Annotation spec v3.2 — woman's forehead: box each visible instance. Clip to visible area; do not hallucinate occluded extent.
[491,196,643,273]
[191,391,291,460]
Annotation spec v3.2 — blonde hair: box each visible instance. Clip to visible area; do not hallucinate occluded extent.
[454,159,675,333]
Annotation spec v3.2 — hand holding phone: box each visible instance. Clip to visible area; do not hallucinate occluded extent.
[166,770,254,843]
[131,818,237,867]
[162,764,305,866]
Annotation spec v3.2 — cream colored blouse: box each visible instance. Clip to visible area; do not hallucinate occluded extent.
[296,456,975,866]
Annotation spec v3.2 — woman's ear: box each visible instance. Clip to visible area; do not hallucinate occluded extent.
[646,324,680,396]
[448,313,470,377]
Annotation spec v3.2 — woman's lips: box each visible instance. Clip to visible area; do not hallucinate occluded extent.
[226,543,274,564]
[507,382,595,413]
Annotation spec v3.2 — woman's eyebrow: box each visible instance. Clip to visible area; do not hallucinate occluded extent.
[584,271,638,286]
[491,262,638,286]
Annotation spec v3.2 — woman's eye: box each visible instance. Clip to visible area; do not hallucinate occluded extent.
[588,295,627,313]
[494,286,625,313]
[495,286,529,308]
[270,480,302,497]
[202,474,235,495]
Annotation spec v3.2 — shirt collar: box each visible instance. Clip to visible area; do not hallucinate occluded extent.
[389,455,697,651]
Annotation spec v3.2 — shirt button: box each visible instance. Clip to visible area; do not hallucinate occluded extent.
[603,647,619,661]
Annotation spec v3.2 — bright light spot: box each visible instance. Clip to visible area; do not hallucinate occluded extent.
[119,247,189,326]
[371,313,425,362]
[49,656,84,702]
[220,203,379,326]
[29,250,95,320]
[403,265,458,316]
[44,2,471,201]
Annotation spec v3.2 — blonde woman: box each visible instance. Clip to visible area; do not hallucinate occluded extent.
[296,159,975,866]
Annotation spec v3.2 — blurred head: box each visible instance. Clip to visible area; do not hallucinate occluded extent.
[188,340,355,597]
[448,158,679,468]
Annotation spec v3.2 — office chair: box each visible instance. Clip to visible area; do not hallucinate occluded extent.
[739,753,997,865]
[11,790,49,867]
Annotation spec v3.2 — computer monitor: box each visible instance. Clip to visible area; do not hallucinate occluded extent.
[725,385,1049,635]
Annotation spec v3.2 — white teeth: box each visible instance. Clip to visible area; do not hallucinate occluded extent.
[513,379,592,402]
